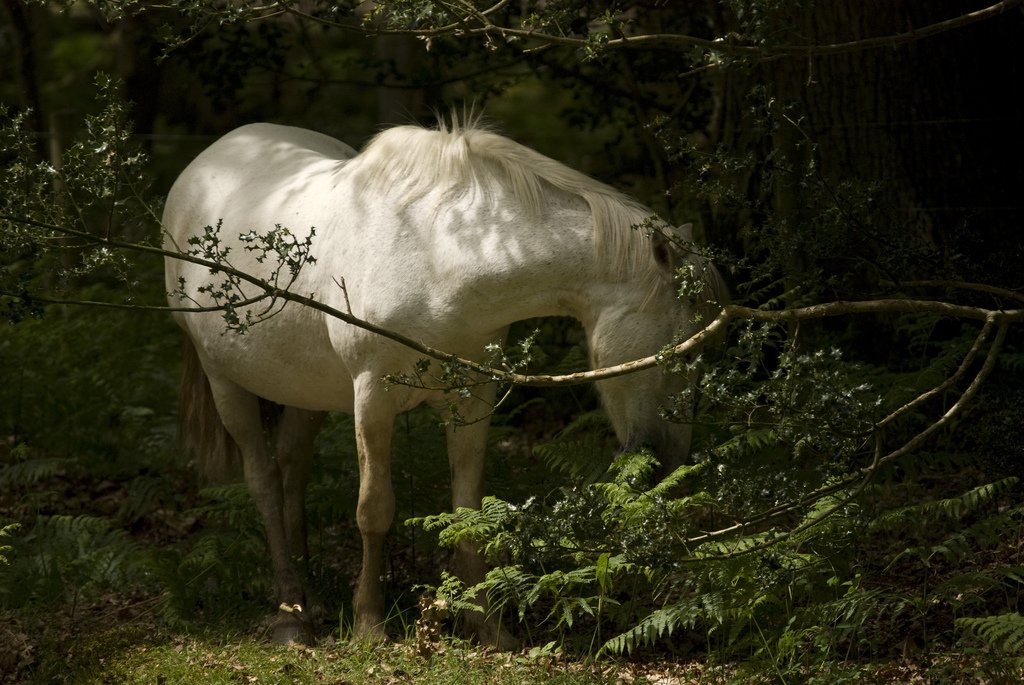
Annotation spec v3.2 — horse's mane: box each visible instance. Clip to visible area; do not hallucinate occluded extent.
[352,118,661,283]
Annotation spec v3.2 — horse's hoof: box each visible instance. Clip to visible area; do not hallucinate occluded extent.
[353,620,388,644]
[481,625,519,652]
[272,606,315,646]
[466,614,519,651]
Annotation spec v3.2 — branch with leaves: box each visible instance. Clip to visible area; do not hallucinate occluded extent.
[680,316,1008,559]
[6,205,1021,387]
[100,0,1024,70]
[300,0,1024,59]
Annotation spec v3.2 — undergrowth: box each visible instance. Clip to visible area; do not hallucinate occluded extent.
[410,315,1024,681]
[2,297,1022,684]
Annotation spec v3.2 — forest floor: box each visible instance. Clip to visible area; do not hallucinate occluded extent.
[1,604,1013,685]
[1,412,1020,684]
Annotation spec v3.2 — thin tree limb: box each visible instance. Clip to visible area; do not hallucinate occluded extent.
[680,315,1008,557]
[3,213,1022,389]
[340,0,1022,60]
[884,279,1024,305]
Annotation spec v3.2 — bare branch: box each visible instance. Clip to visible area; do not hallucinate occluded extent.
[4,212,1022,390]
[343,0,1022,61]
[876,321,1008,468]
[877,317,995,429]
[884,279,1024,305]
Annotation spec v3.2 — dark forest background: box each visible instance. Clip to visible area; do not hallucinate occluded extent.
[1,1,1023,682]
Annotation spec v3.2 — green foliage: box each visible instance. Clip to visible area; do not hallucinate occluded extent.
[532,410,613,483]
[168,220,319,334]
[416,446,1023,663]
[1,73,155,257]
[0,522,16,566]
[0,303,178,469]
[155,532,267,626]
[0,513,146,609]
[410,306,1022,675]
[368,0,452,30]
[957,613,1024,657]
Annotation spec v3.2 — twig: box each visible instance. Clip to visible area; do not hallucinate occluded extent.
[679,315,1008,558]
[4,213,1022,389]
[877,317,995,429]
[335,0,1021,61]
[883,279,1024,305]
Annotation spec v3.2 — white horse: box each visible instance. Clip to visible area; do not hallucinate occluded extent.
[163,119,724,645]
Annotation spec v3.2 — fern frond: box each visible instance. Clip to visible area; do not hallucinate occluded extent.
[0,514,143,608]
[870,477,1018,534]
[0,456,72,487]
[119,474,174,523]
[410,495,519,558]
[999,351,1024,372]
[601,601,699,655]
[715,427,780,461]
[0,522,17,566]
[934,566,1024,603]
[956,613,1024,655]
[534,432,609,482]
[478,565,536,620]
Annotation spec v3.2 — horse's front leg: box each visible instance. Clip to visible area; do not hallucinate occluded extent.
[352,380,396,640]
[207,380,313,644]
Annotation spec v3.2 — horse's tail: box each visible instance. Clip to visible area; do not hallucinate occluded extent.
[178,335,243,481]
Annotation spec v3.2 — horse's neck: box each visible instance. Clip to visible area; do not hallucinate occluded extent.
[447,200,624,328]
[325,181,644,342]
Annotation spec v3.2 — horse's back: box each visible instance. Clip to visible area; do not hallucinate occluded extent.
[188,122,357,172]
[164,123,356,232]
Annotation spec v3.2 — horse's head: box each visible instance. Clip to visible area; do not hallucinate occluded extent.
[587,223,726,474]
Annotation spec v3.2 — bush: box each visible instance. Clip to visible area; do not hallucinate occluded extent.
[413,323,1024,674]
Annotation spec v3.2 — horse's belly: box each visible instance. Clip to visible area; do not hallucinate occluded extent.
[186,314,357,413]
[233,358,355,413]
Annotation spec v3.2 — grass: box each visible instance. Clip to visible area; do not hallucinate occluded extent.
[5,581,1018,685]
[15,621,1020,685]
[12,620,730,685]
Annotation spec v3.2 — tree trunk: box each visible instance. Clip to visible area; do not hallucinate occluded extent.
[705,1,1023,295]
[2,0,47,159]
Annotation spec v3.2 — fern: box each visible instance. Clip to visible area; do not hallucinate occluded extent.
[533,410,612,482]
[193,482,264,533]
[0,522,16,565]
[956,613,1024,655]
[0,514,144,609]
[601,601,701,655]
[118,473,176,524]
[714,427,780,462]
[934,566,1024,608]
[410,495,520,560]
[886,491,1023,570]
[155,528,271,624]
[871,477,1018,534]
[477,565,537,622]
[0,455,74,487]
[1000,350,1024,373]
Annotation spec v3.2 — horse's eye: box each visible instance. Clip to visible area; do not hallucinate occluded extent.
[653,239,672,269]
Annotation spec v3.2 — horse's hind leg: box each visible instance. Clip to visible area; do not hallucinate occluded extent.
[445,386,518,650]
[206,378,313,644]
[275,408,326,562]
